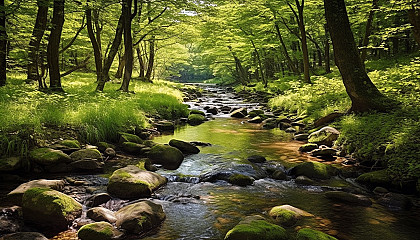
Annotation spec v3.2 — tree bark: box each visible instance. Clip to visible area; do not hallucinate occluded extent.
[360,0,379,63]
[115,52,125,79]
[250,40,266,87]
[274,22,299,74]
[96,13,124,91]
[0,0,6,87]
[27,0,49,84]
[86,1,102,83]
[136,46,145,80]
[324,0,396,112]
[119,0,133,92]
[47,0,65,92]
[228,46,248,85]
[145,37,155,83]
[324,24,331,73]
[408,4,420,46]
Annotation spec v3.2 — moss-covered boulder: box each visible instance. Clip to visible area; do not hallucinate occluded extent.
[325,191,372,206]
[87,207,117,223]
[116,200,166,234]
[60,140,81,149]
[189,109,206,116]
[290,161,338,180]
[299,143,318,152]
[69,149,102,161]
[248,116,263,123]
[29,148,71,166]
[230,108,247,118]
[119,132,143,144]
[148,144,184,170]
[155,121,175,132]
[0,232,48,240]
[272,170,287,180]
[356,170,392,188]
[7,179,65,205]
[77,222,121,240]
[107,165,167,199]
[121,142,146,154]
[268,207,298,226]
[224,215,288,240]
[247,155,266,163]
[22,188,82,231]
[188,114,206,126]
[248,109,264,118]
[96,142,115,152]
[296,228,338,240]
[308,126,340,147]
[228,174,254,186]
[0,157,21,172]
[169,139,200,154]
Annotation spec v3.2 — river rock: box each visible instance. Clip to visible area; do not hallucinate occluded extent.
[248,109,264,118]
[247,155,266,163]
[311,147,338,157]
[69,159,104,172]
[325,191,372,206]
[308,126,340,147]
[188,114,206,126]
[224,215,288,240]
[248,116,263,123]
[22,188,82,231]
[228,174,254,186]
[220,106,232,113]
[116,200,166,234]
[206,107,219,115]
[279,122,292,130]
[290,162,338,179]
[230,108,247,118]
[60,139,81,149]
[107,165,167,199]
[7,179,65,205]
[285,127,297,133]
[296,228,338,240]
[148,144,184,170]
[377,192,412,210]
[104,148,116,158]
[96,142,115,152]
[0,232,48,240]
[373,187,389,194]
[87,207,117,223]
[269,207,299,226]
[85,193,112,207]
[169,139,200,154]
[299,143,318,152]
[190,109,206,116]
[122,142,147,154]
[29,148,71,166]
[295,134,309,141]
[262,118,278,129]
[155,121,175,132]
[272,169,287,180]
[0,157,21,172]
[356,170,392,188]
[69,149,102,161]
[78,222,121,240]
[295,176,315,185]
[119,132,143,144]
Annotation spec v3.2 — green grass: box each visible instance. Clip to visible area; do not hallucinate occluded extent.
[0,72,189,156]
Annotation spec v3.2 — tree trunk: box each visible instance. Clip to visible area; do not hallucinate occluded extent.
[86,1,102,83]
[408,4,420,46]
[0,0,6,87]
[324,24,331,73]
[145,37,155,83]
[47,0,65,92]
[228,46,248,85]
[295,0,311,84]
[250,40,266,87]
[119,0,133,92]
[360,0,378,63]
[274,22,299,74]
[115,53,125,79]
[27,0,48,84]
[324,0,396,112]
[96,13,124,91]
[136,46,145,80]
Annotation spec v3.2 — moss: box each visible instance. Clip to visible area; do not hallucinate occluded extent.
[69,149,102,161]
[296,228,337,240]
[60,140,81,149]
[292,161,338,180]
[29,148,71,165]
[269,207,298,226]
[122,142,145,154]
[188,114,206,126]
[0,157,21,171]
[299,143,318,152]
[228,174,254,186]
[119,132,143,144]
[78,222,116,240]
[225,218,288,240]
[356,169,392,187]
[189,109,205,116]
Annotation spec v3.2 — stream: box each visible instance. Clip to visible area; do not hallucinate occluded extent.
[2,84,420,240]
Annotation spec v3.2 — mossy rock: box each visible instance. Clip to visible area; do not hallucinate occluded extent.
[188,114,206,126]
[116,200,166,234]
[248,109,264,118]
[119,132,143,144]
[296,228,338,240]
[29,148,71,166]
[155,121,175,132]
[121,142,146,154]
[290,161,338,180]
[308,126,340,147]
[228,174,254,186]
[356,170,392,188]
[230,108,247,118]
[224,215,288,240]
[189,109,205,116]
[7,179,65,205]
[325,191,372,206]
[97,142,115,152]
[0,157,21,172]
[299,143,318,152]
[60,140,81,149]
[0,232,48,240]
[148,144,184,170]
[78,222,121,240]
[268,207,298,227]
[107,165,167,199]
[169,139,200,154]
[22,187,82,231]
[69,149,102,161]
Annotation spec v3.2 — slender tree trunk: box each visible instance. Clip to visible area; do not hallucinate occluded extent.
[408,4,420,46]
[96,13,124,91]
[295,0,311,83]
[324,0,396,112]
[136,46,145,80]
[27,0,48,84]
[115,53,125,79]
[0,0,6,87]
[274,22,299,74]
[47,0,65,92]
[119,0,133,92]
[250,40,266,87]
[228,46,248,85]
[86,1,102,83]
[145,37,154,83]
[360,0,379,63]
[324,24,331,73]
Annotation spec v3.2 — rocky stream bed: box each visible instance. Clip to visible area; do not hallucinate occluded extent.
[0,84,419,240]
